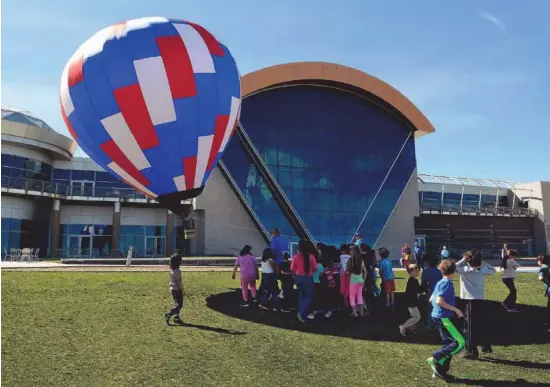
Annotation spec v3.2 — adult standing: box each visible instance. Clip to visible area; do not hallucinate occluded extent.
[291,239,318,325]
[270,228,288,274]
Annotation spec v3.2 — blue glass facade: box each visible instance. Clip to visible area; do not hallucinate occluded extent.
[222,85,416,246]
[52,169,143,198]
[1,154,52,181]
[1,218,49,258]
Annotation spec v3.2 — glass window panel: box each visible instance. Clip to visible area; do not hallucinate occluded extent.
[226,84,417,246]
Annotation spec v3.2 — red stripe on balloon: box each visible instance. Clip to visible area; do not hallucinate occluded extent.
[186,21,225,56]
[183,156,197,190]
[113,84,160,150]
[207,115,229,170]
[156,36,197,99]
[60,99,78,139]
[68,57,84,88]
[101,140,151,187]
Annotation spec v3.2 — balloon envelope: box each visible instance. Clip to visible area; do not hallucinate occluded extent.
[60,17,241,215]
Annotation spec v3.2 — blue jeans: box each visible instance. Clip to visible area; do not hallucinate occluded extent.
[294,275,314,320]
[432,317,465,369]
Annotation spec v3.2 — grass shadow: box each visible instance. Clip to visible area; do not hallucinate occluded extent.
[206,290,549,346]
[478,357,550,370]
[453,378,550,386]
[172,321,247,336]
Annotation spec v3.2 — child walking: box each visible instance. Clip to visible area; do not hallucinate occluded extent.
[537,254,550,331]
[456,250,496,360]
[279,252,295,312]
[232,245,259,307]
[427,260,465,382]
[164,254,185,325]
[501,249,520,312]
[399,264,423,336]
[347,245,367,317]
[339,244,351,308]
[308,254,326,319]
[421,255,442,329]
[259,248,279,311]
[378,247,395,310]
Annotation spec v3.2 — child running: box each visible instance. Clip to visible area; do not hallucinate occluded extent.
[232,245,259,307]
[427,260,465,382]
[347,245,367,317]
[378,247,395,310]
[164,254,185,325]
[537,254,550,331]
[501,249,520,312]
[399,264,423,336]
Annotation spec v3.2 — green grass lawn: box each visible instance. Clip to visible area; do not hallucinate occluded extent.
[2,271,549,387]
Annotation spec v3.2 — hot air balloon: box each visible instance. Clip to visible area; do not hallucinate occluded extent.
[60,17,241,217]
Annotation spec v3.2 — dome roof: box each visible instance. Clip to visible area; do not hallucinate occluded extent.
[1,107,55,132]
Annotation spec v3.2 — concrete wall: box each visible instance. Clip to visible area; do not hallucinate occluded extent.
[60,204,113,225]
[1,143,54,165]
[196,168,268,256]
[375,169,418,259]
[121,207,168,226]
[515,181,550,253]
[1,196,36,219]
[53,157,105,171]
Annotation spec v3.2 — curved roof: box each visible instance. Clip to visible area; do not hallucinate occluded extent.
[1,107,56,132]
[1,106,76,160]
[241,62,435,137]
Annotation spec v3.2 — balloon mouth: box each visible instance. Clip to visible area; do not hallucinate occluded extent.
[157,187,204,218]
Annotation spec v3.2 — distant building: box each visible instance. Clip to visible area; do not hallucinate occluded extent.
[2,62,548,259]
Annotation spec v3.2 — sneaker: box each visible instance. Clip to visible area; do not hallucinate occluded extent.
[280,308,290,313]
[501,302,510,311]
[252,298,258,304]
[258,304,269,311]
[297,314,308,325]
[427,357,446,379]
[325,310,333,318]
[240,303,249,308]
[506,308,519,313]
[307,313,316,320]
[273,308,279,312]
[173,317,183,325]
[481,347,493,354]
[399,326,408,337]
[164,313,171,326]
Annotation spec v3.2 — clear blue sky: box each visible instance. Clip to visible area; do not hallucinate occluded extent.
[2,0,549,182]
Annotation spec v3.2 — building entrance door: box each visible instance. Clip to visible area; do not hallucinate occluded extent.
[146,237,166,257]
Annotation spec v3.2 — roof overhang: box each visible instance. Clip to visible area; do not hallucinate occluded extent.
[1,119,77,160]
[241,62,435,138]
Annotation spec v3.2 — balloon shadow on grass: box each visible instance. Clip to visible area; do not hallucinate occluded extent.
[206,289,549,346]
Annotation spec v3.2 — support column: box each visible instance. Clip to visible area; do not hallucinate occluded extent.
[50,199,61,258]
[112,201,121,254]
[166,210,174,256]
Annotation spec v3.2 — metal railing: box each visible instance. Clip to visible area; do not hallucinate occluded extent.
[1,175,149,200]
[420,202,538,217]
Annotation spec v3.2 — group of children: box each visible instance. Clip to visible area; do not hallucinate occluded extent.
[164,242,550,382]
